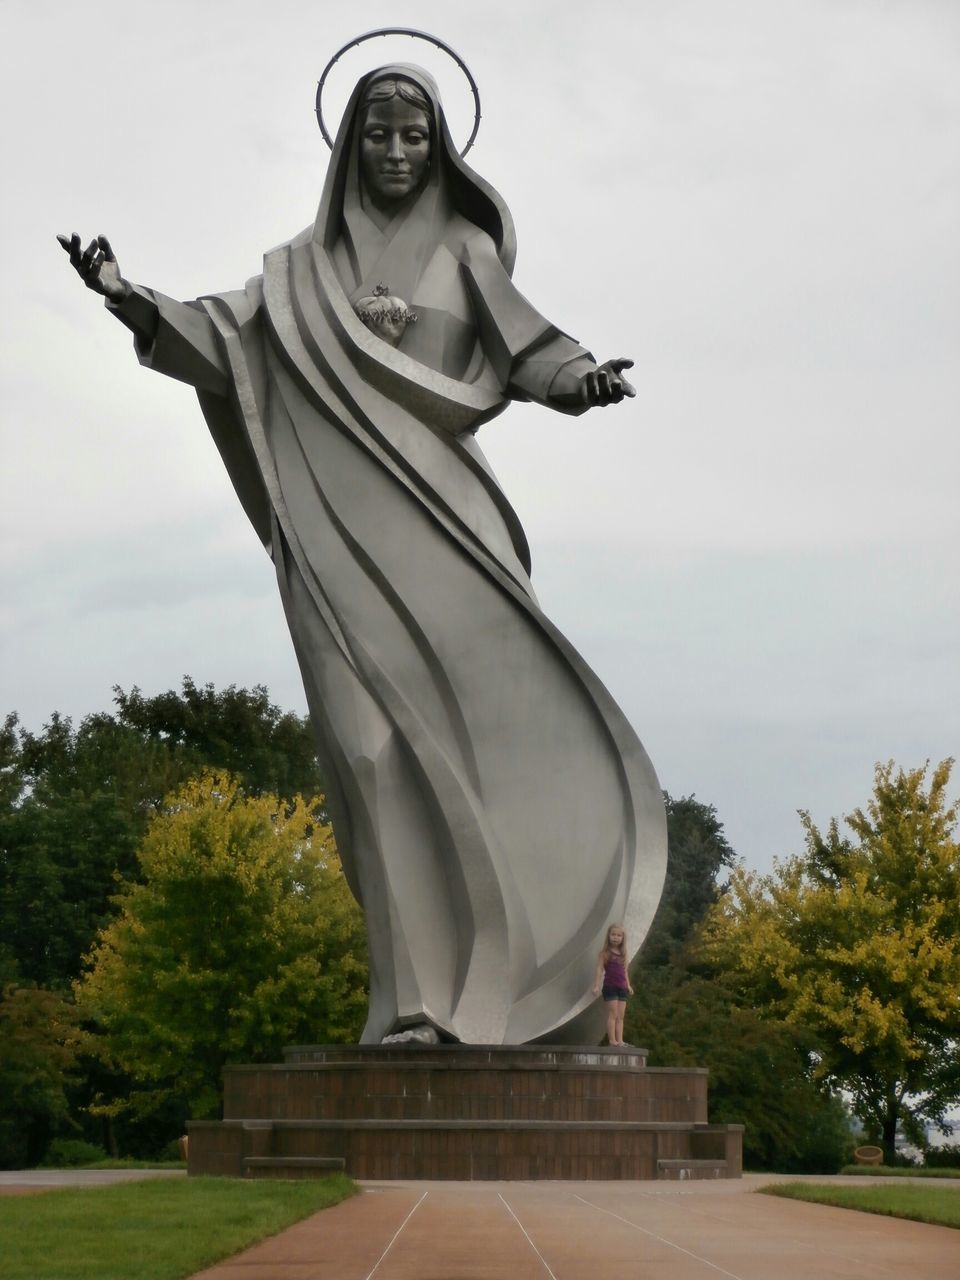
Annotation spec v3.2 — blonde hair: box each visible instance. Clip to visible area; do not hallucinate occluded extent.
[601,922,627,962]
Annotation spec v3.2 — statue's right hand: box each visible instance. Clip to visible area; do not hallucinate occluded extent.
[57,233,127,302]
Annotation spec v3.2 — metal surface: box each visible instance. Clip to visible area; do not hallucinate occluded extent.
[316,27,481,157]
[58,56,667,1047]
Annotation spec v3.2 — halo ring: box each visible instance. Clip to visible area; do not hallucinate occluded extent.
[316,27,481,158]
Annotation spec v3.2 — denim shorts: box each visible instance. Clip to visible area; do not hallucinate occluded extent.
[602,985,629,1002]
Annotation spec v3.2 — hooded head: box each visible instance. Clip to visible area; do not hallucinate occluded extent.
[314,63,517,275]
[356,75,434,214]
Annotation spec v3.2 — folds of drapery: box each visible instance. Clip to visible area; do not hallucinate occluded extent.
[108,213,667,1043]
[189,240,665,1043]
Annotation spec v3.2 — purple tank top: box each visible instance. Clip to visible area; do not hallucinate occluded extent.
[604,953,627,988]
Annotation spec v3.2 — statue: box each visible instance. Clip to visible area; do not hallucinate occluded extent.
[59,40,667,1047]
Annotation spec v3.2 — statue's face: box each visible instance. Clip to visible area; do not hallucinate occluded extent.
[360,96,431,207]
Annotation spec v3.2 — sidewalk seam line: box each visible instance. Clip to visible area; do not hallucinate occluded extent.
[573,1193,746,1280]
[498,1192,559,1280]
[364,1189,428,1280]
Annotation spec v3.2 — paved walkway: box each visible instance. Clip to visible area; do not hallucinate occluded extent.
[188,1175,960,1280]
[3,1169,955,1276]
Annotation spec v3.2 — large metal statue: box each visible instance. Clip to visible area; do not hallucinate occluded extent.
[59,35,667,1047]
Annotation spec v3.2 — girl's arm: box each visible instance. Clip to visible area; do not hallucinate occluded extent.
[591,952,605,997]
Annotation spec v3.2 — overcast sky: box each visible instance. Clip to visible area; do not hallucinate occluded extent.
[3,0,958,874]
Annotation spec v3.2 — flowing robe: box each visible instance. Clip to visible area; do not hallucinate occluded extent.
[106,66,667,1044]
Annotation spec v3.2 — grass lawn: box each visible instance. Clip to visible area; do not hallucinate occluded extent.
[839,1164,960,1179]
[759,1181,960,1229]
[0,1174,357,1280]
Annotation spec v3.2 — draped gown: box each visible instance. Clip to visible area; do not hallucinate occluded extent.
[106,64,667,1045]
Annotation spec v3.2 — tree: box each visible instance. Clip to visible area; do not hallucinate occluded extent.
[112,678,322,801]
[701,760,960,1164]
[0,984,81,1167]
[0,684,331,1156]
[638,793,736,967]
[627,791,854,1171]
[0,710,168,989]
[76,772,367,1121]
[628,962,855,1171]
[0,681,322,991]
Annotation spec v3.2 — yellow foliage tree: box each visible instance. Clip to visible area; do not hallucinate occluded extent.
[701,760,960,1163]
[76,771,367,1120]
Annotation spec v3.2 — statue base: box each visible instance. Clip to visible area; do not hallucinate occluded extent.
[187,1044,742,1181]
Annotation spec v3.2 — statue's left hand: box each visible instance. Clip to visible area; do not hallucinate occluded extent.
[582,357,636,407]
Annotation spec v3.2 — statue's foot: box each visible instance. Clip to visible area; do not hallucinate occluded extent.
[381,1024,441,1045]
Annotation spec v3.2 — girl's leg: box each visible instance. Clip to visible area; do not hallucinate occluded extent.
[605,1001,618,1045]
[613,999,626,1045]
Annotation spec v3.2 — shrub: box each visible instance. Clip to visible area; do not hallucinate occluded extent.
[39,1137,109,1167]
[925,1143,960,1169]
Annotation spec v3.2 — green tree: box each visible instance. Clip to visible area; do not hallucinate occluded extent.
[627,792,853,1171]
[639,793,736,967]
[0,681,321,991]
[0,984,81,1167]
[701,760,960,1164]
[1,711,178,989]
[627,793,736,1064]
[112,678,322,801]
[76,772,367,1121]
[628,967,854,1171]
[0,683,329,1156]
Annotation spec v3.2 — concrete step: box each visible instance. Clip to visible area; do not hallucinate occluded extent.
[192,1116,743,1180]
[658,1157,729,1180]
[242,1155,346,1179]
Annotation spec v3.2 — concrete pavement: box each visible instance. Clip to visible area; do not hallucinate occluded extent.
[188,1174,960,1280]
[2,1168,955,1276]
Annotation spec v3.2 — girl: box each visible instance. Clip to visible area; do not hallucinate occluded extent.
[593,924,634,1047]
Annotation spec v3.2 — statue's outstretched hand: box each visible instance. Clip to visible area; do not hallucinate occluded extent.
[582,357,636,407]
[57,233,127,302]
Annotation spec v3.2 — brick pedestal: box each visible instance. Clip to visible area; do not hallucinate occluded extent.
[188,1044,742,1181]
